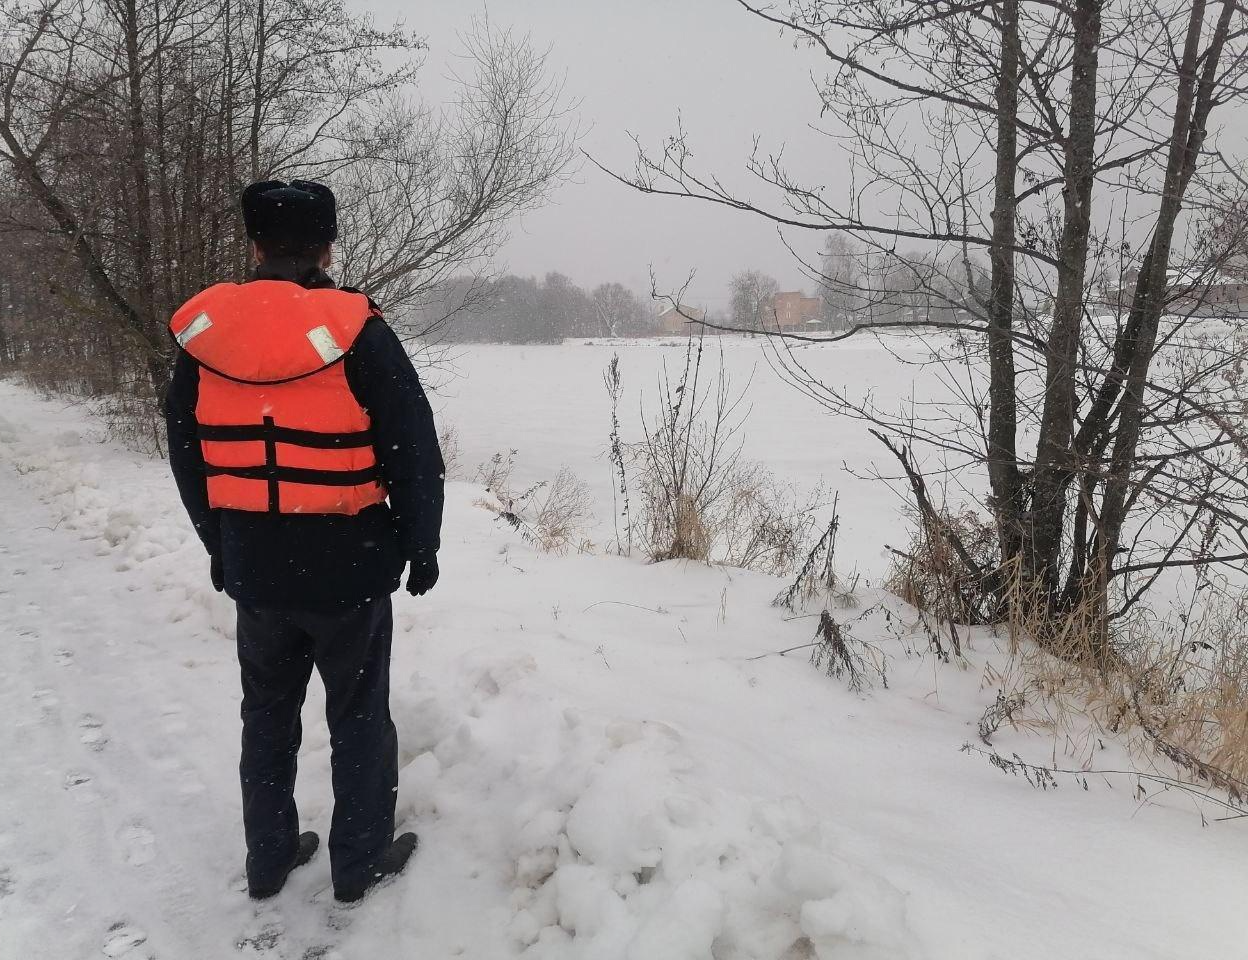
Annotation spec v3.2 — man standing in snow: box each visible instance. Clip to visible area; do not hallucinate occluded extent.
[164,180,444,903]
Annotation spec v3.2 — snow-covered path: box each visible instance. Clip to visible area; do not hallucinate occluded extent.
[1,378,1246,960]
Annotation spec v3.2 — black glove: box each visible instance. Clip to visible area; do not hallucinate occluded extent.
[210,554,224,593]
[406,555,439,597]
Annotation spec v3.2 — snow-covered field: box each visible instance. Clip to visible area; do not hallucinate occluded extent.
[434,337,970,581]
[1,341,1246,959]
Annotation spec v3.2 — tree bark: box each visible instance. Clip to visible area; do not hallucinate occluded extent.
[987,0,1024,571]
[119,0,164,371]
[1026,0,1102,594]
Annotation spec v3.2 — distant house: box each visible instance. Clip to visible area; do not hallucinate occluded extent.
[766,291,823,331]
[656,304,707,335]
[1107,268,1248,316]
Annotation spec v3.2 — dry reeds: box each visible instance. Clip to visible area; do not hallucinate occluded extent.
[475,452,594,555]
[439,423,463,480]
[810,608,888,692]
[884,504,998,658]
[983,563,1248,802]
[774,496,858,612]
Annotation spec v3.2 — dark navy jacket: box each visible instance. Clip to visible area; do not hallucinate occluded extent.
[164,264,444,611]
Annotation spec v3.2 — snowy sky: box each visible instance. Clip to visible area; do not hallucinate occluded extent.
[360,0,847,308]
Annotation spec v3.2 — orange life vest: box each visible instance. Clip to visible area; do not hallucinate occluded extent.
[169,281,389,516]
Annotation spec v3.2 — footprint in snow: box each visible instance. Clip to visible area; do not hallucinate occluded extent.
[102,922,147,957]
[301,948,343,960]
[236,922,283,952]
[159,705,188,736]
[0,867,14,898]
[79,714,108,751]
[53,649,74,666]
[64,770,99,804]
[31,688,60,718]
[150,755,206,798]
[326,908,354,932]
[117,823,156,867]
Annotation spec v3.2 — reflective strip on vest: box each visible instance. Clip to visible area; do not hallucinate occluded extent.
[176,312,213,347]
[306,325,344,364]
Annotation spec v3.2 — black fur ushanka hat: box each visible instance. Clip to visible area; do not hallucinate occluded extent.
[241,179,337,253]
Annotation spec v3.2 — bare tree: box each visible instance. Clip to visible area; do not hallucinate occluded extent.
[601,0,1248,657]
[817,233,861,329]
[0,0,575,418]
[591,281,649,337]
[334,24,579,344]
[728,269,779,332]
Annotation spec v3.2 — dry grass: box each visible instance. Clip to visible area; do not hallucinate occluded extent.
[884,505,997,658]
[1114,596,1248,792]
[475,449,518,493]
[980,570,1248,801]
[639,453,822,576]
[474,451,594,555]
[885,505,997,622]
[527,467,595,554]
[810,608,888,692]
[439,423,463,480]
[883,503,1248,798]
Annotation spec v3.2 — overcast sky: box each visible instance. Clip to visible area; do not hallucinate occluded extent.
[361,0,845,308]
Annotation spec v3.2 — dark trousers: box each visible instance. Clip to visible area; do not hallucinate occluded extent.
[235,596,397,890]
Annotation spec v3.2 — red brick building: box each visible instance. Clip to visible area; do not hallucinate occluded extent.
[767,291,822,331]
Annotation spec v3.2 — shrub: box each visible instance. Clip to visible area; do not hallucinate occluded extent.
[475,449,518,493]
[623,338,822,576]
[774,497,858,613]
[475,451,594,554]
[883,504,998,658]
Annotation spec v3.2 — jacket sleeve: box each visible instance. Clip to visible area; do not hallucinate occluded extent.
[164,350,221,557]
[345,318,445,558]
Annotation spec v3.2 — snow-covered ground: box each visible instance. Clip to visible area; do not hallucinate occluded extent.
[1,354,1246,959]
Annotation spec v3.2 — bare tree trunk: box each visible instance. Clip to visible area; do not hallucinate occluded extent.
[249,0,266,182]
[1096,0,1236,577]
[986,0,1024,571]
[118,0,165,390]
[1027,0,1102,594]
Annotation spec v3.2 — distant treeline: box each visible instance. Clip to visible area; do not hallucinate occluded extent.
[415,274,657,344]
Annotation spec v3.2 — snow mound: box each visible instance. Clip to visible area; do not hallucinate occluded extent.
[390,648,918,960]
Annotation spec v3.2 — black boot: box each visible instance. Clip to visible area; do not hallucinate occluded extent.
[248,831,320,900]
[333,833,418,903]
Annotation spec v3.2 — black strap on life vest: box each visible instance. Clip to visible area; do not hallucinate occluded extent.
[198,423,373,449]
[199,418,379,512]
[203,463,382,485]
